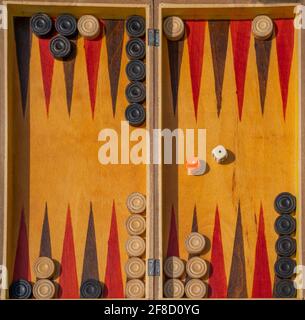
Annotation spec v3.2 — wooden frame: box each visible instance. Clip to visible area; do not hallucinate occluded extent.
[0,0,304,300]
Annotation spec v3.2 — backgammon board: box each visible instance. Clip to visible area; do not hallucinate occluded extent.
[0,0,304,300]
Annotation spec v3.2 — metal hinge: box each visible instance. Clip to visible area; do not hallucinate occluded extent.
[148,29,160,47]
[148,259,160,276]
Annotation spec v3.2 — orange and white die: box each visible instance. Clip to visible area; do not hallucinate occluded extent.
[186,157,206,176]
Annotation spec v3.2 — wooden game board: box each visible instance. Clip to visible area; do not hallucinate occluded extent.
[0,0,304,300]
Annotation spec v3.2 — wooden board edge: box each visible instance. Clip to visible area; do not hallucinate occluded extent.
[154,0,163,300]
[3,0,150,5]
[145,1,155,300]
[0,8,7,299]
[300,13,305,301]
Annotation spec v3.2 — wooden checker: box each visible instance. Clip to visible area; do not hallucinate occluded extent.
[185,232,206,254]
[125,279,145,299]
[185,279,207,299]
[77,15,101,40]
[252,15,274,40]
[163,256,185,278]
[33,279,56,299]
[125,257,146,279]
[126,214,146,236]
[126,192,146,214]
[33,257,55,279]
[163,279,184,298]
[126,236,146,257]
[186,257,208,279]
[163,16,184,41]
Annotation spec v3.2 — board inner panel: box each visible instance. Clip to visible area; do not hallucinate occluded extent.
[161,10,299,298]
[7,6,148,299]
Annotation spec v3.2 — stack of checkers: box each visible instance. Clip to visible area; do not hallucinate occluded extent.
[163,232,208,299]
[273,192,297,298]
[125,192,147,298]
[31,13,101,60]
[32,257,56,299]
[163,256,185,298]
[125,16,146,128]
[9,256,56,299]
[30,13,78,60]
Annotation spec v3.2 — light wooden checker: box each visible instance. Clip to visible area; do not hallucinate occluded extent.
[163,279,185,298]
[252,15,274,40]
[185,232,206,255]
[126,236,146,257]
[185,279,207,299]
[186,257,208,279]
[126,214,146,236]
[77,15,100,40]
[33,257,55,279]
[125,257,145,279]
[126,192,146,214]
[164,256,185,278]
[125,279,145,299]
[33,279,56,299]
[163,16,184,41]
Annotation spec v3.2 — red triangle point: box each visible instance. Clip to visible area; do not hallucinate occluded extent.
[209,206,227,298]
[39,38,54,115]
[252,204,272,298]
[59,205,79,298]
[104,201,124,298]
[84,21,103,118]
[167,205,179,257]
[275,19,294,120]
[230,20,251,121]
[13,208,31,281]
[186,21,206,120]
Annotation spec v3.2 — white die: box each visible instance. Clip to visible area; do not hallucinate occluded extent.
[212,145,228,163]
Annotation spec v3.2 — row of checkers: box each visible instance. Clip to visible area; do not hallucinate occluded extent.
[31,13,147,127]
[163,15,274,42]
[124,16,147,128]
[31,13,101,59]
[10,192,147,299]
[273,192,297,298]
[125,192,147,298]
[10,257,56,299]
[30,13,146,62]
[164,232,209,299]
[10,257,103,299]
